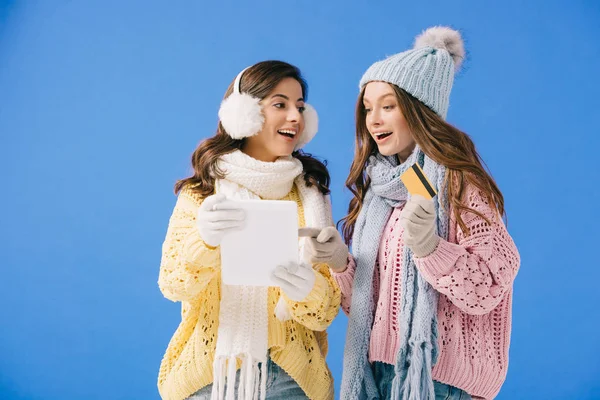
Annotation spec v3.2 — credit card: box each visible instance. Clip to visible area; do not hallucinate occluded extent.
[400,163,437,199]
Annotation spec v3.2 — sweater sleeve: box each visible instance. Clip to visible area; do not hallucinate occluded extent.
[284,262,342,331]
[158,188,220,303]
[414,187,520,316]
[332,255,356,315]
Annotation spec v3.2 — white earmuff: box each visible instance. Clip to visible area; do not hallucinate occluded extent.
[218,66,319,149]
[294,103,318,151]
[218,68,264,139]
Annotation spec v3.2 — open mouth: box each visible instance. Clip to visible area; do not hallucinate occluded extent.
[374,132,392,141]
[278,129,297,139]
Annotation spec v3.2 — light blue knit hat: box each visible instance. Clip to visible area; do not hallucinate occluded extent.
[359,26,465,119]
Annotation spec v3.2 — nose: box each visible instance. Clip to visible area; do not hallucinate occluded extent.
[287,107,301,123]
[367,108,382,128]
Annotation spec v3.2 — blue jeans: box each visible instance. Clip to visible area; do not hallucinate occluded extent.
[372,361,472,400]
[187,357,307,399]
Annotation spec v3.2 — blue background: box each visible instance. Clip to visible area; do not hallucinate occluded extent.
[1,1,599,399]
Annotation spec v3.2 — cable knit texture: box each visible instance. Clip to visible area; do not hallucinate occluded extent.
[211,150,331,400]
[339,148,447,400]
[216,151,303,200]
[157,153,340,400]
[359,26,465,119]
[334,185,520,400]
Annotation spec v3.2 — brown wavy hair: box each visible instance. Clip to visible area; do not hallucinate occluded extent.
[174,60,330,196]
[340,84,505,245]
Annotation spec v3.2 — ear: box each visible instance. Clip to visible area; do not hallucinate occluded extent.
[218,92,264,139]
[294,103,318,150]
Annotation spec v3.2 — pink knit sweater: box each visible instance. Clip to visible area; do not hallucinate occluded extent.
[333,186,520,400]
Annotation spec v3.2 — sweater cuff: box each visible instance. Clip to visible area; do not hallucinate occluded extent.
[415,238,466,277]
[332,255,355,292]
[183,227,220,266]
[301,272,330,305]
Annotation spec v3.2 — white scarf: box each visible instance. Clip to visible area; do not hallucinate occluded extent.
[211,150,333,400]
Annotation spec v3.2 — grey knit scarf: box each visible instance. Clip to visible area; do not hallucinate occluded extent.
[340,147,449,400]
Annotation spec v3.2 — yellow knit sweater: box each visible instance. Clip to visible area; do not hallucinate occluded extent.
[157,185,341,400]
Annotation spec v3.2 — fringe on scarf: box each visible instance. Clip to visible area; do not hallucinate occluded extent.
[211,354,268,400]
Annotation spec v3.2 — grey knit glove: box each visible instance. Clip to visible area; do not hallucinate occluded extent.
[299,226,349,272]
[399,194,440,257]
[271,262,316,302]
[196,194,245,247]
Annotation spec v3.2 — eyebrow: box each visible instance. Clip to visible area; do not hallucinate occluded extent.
[363,93,395,103]
[271,94,304,102]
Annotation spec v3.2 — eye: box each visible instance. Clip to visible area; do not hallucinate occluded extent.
[364,107,372,113]
[274,103,286,109]
[383,104,395,110]
[297,106,306,113]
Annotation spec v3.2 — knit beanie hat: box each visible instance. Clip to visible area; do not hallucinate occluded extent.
[359,26,465,119]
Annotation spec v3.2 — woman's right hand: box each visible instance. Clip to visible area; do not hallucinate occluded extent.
[299,226,349,273]
[196,194,245,247]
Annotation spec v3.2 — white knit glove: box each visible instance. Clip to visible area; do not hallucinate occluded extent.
[270,262,316,302]
[299,227,349,272]
[399,194,440,257]
[196,194,245,247]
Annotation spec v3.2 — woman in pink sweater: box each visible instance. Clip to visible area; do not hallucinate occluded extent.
[301,27,520,399]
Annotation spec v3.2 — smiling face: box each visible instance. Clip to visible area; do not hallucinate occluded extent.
[242,77,306,162]
[362,81,416,161]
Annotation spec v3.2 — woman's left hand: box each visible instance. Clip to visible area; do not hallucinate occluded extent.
[399,194,440,257]
[270,262,316,302]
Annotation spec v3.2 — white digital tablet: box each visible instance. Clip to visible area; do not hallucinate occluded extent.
[220,199,299,287]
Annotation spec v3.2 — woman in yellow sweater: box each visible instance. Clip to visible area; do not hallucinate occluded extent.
[157,60,341,400]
